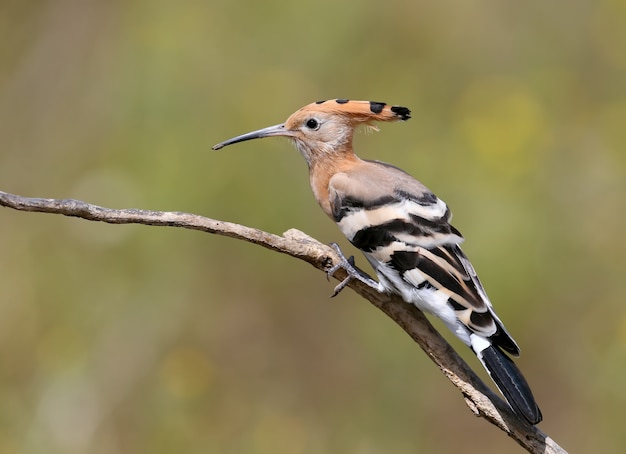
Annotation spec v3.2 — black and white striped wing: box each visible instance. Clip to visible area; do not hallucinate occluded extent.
[328,161,519,355]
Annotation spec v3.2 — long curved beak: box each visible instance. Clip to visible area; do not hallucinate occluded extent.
[212,123,293,150]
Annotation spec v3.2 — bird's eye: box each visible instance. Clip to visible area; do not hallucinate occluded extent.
[305,118,320,130]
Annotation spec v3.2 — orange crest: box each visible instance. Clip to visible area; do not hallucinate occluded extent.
[296,99,411,123]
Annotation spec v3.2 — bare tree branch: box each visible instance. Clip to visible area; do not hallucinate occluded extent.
[0,190,566,453]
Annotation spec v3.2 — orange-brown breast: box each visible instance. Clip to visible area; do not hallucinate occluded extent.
[308,153,361,219]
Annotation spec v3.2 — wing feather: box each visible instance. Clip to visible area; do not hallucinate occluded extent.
[328,160,519,355]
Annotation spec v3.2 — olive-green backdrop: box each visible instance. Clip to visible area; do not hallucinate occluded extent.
[1,1,625,453]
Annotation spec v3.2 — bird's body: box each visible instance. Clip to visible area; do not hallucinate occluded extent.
[213,99,542,425]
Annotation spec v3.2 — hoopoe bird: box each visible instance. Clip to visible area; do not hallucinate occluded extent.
[212,99,542,425]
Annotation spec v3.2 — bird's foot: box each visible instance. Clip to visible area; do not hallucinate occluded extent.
[326,243,379,297]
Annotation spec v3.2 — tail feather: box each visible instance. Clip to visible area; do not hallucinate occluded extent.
[478,345,542,425]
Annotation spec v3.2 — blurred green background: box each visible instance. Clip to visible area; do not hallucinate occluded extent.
[1,1,625,453]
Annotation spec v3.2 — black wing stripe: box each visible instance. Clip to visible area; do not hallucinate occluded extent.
[416,248,486,311]
[389,250,421,273]
[428,246,467,276]
[470,310,495,328]
[333,194,398,221]
[447,298,467,311]
[348,214,459,253]
[416,254,473,302]
[395,189,439,206]
[408,213,455,235]
[351,219,432,252]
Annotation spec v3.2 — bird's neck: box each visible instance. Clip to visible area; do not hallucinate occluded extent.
[307,148,361,219]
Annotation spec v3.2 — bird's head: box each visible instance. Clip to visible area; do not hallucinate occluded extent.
[212,99,411,167]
